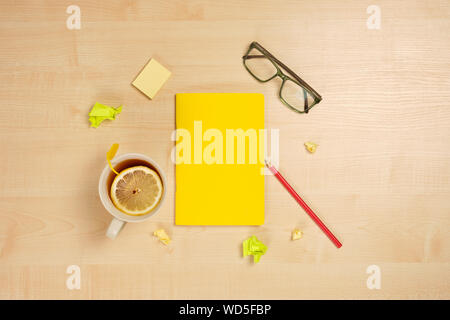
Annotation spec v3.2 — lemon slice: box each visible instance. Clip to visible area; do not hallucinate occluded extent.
[110,166,163,216]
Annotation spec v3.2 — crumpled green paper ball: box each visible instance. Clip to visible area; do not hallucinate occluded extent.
[88,102,122,128]
[243,235,267,263]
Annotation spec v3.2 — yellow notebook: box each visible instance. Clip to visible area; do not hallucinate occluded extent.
[175,93,265,225]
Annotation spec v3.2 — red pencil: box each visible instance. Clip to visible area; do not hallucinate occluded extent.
[266,161,342,248]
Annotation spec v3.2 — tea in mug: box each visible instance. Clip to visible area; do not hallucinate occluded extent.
[107,159,164,216]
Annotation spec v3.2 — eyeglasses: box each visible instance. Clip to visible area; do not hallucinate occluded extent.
[243,41,322,114]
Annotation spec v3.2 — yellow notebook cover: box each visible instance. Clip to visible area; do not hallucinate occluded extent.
[175,93,265,225]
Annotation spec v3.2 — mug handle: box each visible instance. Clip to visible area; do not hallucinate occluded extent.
[106,218,126,239]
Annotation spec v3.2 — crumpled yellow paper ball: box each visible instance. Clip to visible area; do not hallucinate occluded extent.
[304,142,318,153]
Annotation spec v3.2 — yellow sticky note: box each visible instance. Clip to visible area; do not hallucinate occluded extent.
[153,229,171,245]
[132,58,171,99]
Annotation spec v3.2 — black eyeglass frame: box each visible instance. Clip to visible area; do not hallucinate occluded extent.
[243,41,322,114]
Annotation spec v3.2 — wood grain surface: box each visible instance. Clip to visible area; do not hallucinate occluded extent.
[0,0,449,299]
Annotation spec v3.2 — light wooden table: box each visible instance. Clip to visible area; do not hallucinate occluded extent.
[0,0,449,299]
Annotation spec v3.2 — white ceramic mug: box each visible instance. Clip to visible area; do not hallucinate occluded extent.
[98,153,167,239]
